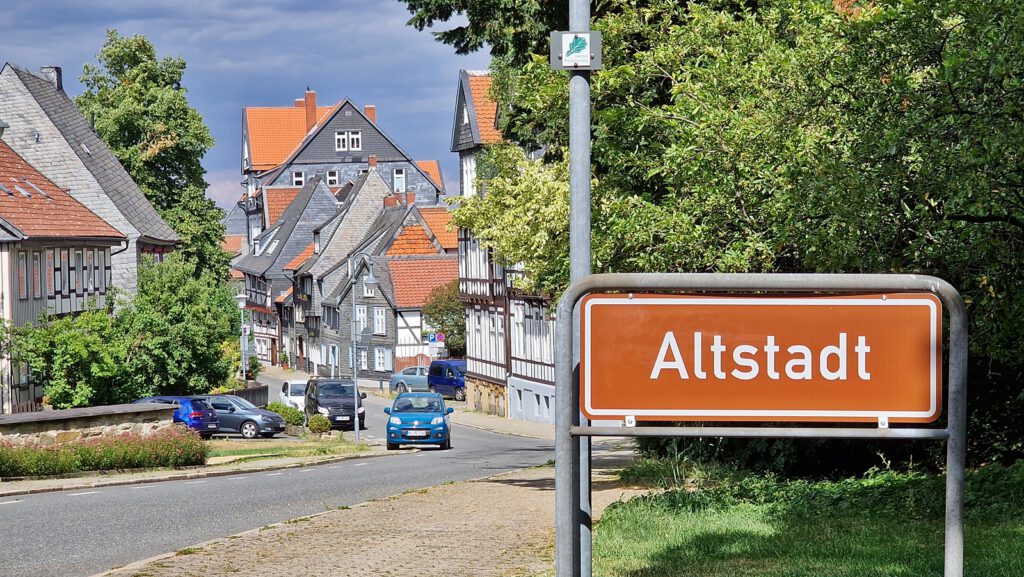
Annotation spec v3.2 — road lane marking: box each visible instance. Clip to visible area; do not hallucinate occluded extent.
[130,485,155,490]
[68,491,100,496]
[328,466,339,469]
[266,472,283,476]
[299,469,314,473]
[354,463,367,467]
[229,476,249,480]
[0,500,21,505]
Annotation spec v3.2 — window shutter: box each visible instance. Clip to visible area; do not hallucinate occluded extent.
[385,349,393,371]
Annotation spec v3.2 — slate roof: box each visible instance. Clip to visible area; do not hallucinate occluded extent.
[233,176,326,276]
[467,71,501,144]
[322,205,410,303]
[222,203,248,235]
[245,105,334,171]
[387,256,459,309]
[0,139,124,241]
[418,207,456,250]
[415,160,444,191]
[11,65,179,245]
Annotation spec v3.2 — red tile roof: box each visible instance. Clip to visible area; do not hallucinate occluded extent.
[230,269,244,280]
[221,234,245,255]
[386,225,436,256]
[275,286,293,303]
[415,160,444,191]
[388,258,458,308]
[284,243,314,271]
[0,140,123,240]
[246,106,334,171]
[264,187,301,226]
[418,208,456,250]
[468,75,501,144]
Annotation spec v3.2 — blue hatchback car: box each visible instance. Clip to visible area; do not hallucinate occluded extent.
[132,396,219,438]
[384,393,454,450]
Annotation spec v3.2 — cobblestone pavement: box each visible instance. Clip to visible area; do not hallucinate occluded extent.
[97,450,641,577]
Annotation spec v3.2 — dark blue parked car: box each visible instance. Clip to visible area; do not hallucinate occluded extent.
[384,392,453,450]
[427,359,467,401]
[132,396,219,438]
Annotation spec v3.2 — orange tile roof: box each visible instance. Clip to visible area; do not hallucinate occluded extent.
[284,243,314,271]
[230,268,244,280]
[468,75,501,144]
[0,140,124,240]
[221,234,245,255]
[389,258,459,308]
[415,160,444,191]
[386,225,436,256]
[275,286,293,303]
[246,105,334,171]
[264,187,301,226]
[418,208,456,250]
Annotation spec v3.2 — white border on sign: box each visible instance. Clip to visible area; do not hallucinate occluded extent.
[582,297,940,420]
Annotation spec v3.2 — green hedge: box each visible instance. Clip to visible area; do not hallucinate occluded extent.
[0,426,207,478]
[266,401,304,426]
[308,414,331,434]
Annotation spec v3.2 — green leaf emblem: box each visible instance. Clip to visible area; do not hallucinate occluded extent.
[566,36,587,58]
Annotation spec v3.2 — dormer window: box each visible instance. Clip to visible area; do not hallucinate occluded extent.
[462,106,469,125]
[314,232,321,254]
[335,131,348,152]
[292,171,304,186]
[335,131,362,152]
[326,170,339,186]
[349,131,361,151]
[393,168,406,194]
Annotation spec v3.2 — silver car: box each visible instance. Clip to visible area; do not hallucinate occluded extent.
[389,365,429,393]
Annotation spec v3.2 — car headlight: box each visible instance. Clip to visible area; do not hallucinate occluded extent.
[431,416,444,425]
[317,407,330,416]
[358,406,365,414]
[389,416,402,425]
[260,415,272,422]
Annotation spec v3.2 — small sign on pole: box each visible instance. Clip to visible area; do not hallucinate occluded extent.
[550,31,603,70]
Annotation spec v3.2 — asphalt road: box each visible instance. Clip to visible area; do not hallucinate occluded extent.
[0,395,556,577]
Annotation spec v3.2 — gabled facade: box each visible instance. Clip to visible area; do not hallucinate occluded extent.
[452,69,557,423]
[0,137,125,413]
[0,64,179,295]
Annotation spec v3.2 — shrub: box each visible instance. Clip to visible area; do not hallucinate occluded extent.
[307,414,331,434]
[0,427,207,478]
[267,402,304,426]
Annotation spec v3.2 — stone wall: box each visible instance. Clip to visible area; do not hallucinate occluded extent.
[0,404,176,448]
[466,376,506,417]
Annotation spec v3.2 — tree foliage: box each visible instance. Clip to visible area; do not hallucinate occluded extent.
[76,30,228,279]
[14,254,239,409]
[421,279,467,358]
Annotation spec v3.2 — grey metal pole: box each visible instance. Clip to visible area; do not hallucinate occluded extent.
[944,287,968,577]
[240,308,246,382]
[350,258,361,444]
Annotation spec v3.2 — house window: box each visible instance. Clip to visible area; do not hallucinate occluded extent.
[356,305,367,333]
[462,106,469,125]
[359,349,367,371]
[335,131,361,152]
[97,250,107,293]
[75,250,84,295]
[462,155,477,197]
[393,168,406,193]
[335,131,348,152]
[32,252,42,299]
[362,277,375,297]
[373,307,386,335]
[68,250,78,293]
[326,170,339,186]
[374,347,392,372]
[348,131,362,151]
[85,250,94,292]
[292,171,304,186]
[45,249,55,297]
[59,250,69,295]
[17,252,27,300]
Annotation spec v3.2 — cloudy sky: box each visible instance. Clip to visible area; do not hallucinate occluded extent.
[1,0,490,209]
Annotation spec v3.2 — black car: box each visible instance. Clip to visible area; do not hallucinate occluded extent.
[192,394,287,439]
[305,379,366,430]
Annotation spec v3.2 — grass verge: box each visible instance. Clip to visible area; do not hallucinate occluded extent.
[595,460,1023,577]
[206,438,368,461]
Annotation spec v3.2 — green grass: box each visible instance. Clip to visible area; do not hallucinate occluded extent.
[595,461,1024,577]
[206,438,367,460]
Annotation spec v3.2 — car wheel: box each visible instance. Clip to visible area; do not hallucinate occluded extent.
[240,421,259,440]
[428,385,437,394]
[386,442,399,450]
[398,383,408,393]
[454,387,466,402]
[441,438,451,450]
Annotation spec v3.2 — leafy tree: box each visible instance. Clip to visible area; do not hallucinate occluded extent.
[421,279,467,357]
[76,30,227,279]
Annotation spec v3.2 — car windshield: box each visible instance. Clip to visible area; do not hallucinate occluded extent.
[393,397,442,413]
[289,383,305,395]
[229,396,258,410]
[318,382,355,398]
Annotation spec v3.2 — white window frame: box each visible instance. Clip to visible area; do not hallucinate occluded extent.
[292,171,304,186]
[348,130,362,151]
[359,349,367,371]
[326,170,339,186]
[373,307,386,335]
[374,348,385,371]
[335,131,348,152]
[356,305,367,333]
[393,168,406,193]
[362,278,375,297]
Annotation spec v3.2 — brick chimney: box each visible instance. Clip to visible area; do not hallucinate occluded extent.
[40,66,62,91]
[304,88,317,132]
[384,196,400,208]
[368,155,377,169]
[294,98,304,108]
[363,105,377,124]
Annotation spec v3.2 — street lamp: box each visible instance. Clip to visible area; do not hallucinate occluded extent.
[234,293,247,382]
[348,253,378,444]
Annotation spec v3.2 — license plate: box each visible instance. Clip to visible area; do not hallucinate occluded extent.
[208,424,217,428]
[406,430,428,437]
[335,416,350,421]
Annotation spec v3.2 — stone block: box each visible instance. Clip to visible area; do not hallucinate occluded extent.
[55,430,81,444]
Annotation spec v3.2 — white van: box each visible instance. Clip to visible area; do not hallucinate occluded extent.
[279,380,307,411]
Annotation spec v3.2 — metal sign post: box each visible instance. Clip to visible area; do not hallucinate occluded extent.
[555,273,968,577]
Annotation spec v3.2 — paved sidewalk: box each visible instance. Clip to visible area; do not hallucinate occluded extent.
[94,449,642,577]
